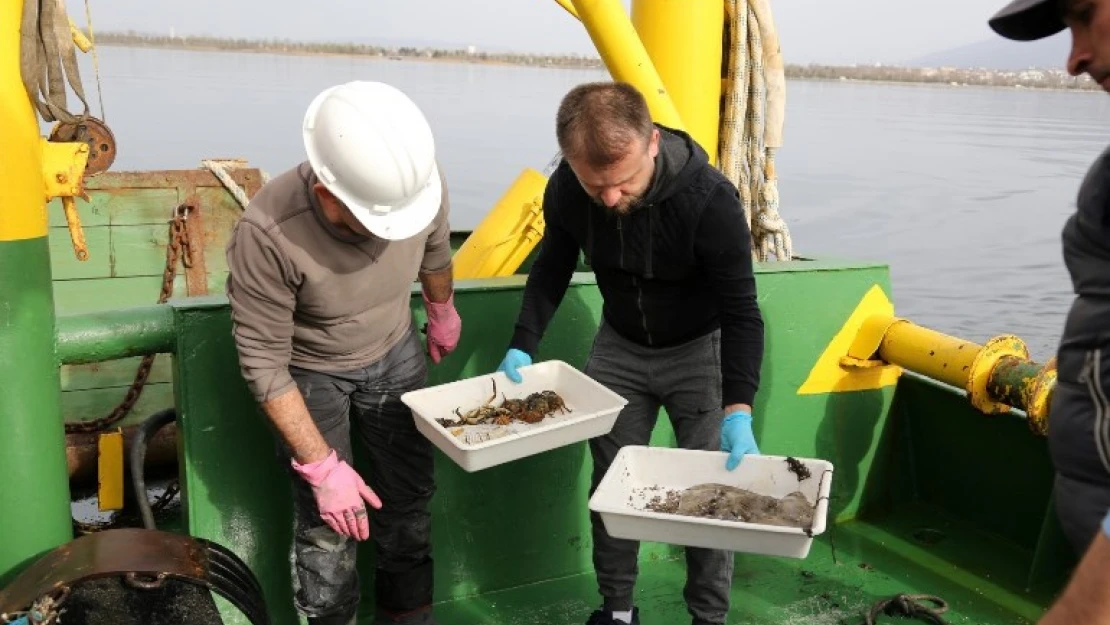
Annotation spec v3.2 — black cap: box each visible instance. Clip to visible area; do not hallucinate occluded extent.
[988,0,1066,41]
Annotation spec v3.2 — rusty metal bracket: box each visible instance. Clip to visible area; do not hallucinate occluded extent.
[0,529,269,625]
[42,135,93,262]
[966,335,1030,415]
[178,193,209,296]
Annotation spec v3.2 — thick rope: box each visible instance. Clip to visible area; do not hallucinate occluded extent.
[201,159,270,209]
[20,0,90,124]
[718,0,793,262]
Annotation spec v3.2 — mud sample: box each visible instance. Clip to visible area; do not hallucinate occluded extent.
[642,483,814,529]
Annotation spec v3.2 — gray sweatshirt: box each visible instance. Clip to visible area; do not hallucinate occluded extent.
[225,161,452,403]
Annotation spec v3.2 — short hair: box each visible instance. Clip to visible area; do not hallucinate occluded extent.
[555,81,654,168]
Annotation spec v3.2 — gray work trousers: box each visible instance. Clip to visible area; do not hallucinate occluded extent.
[277,326,436,624]
[585,320,734,625]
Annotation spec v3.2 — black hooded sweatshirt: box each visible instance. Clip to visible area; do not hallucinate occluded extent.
[508,125,765,407]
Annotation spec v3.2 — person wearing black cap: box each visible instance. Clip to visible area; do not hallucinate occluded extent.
[989,0,1110,560]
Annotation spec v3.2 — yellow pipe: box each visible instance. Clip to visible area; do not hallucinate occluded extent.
[852,316,1054,423]
[568,0,686,131]
[631,0,723,164]
[452,167,548,279]
[1,2,48,242]
[69,18,92,52]
[875,320,980,390]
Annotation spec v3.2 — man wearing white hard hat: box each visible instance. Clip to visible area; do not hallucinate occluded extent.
[225,81,460,625]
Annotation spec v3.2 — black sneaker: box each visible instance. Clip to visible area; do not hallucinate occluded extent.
[585,607,640,625]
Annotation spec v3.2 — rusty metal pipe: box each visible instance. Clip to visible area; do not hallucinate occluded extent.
[66,423,177,487]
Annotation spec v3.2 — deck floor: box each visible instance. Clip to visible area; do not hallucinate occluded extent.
[415,507,1060,625]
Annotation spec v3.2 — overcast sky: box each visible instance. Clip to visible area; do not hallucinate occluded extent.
[64,0,1028,66]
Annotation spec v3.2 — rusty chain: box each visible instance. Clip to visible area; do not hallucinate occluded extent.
[65,205,193,435]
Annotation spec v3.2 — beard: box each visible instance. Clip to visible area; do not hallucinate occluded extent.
[590,193,643,216]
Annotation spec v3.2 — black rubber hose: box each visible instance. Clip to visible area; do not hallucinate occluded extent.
[129,407,177,531]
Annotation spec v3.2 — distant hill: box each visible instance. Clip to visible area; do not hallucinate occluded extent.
[904,32,1070,70]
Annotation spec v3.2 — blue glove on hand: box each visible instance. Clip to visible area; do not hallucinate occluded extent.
[498,348,532,383]
[721,410,760,471]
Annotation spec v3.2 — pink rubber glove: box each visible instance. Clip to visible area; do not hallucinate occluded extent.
[424,291,461,364]
[291,449,382,541]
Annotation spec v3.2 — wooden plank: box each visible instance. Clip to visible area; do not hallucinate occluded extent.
[47,194,110,228]
[48,188,181,227]
[193,186,243,276]
[62,382,174,428]
[50,226,112,280]
[109,188,182,226]
[54,274,187,315]
[60,356,173,392]
[109,223,174,278]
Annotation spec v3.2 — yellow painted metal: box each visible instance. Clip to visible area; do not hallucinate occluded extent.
[568,0,686,131]
[453,168,548,279]
[41,139,91,260]
[0,9,47,242]
[97,429,125,511]
[877,319,980,390]
[42,139,90,198]
[69,19,92,52]
[797,284,902,395]
[631,0,723,163]
[552,0,580,20]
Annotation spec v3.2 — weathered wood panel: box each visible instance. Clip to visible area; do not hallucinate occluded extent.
[48,166,261,430]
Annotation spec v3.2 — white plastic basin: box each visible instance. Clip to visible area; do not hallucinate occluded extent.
[401,360,628,472]
[588,446,834,558]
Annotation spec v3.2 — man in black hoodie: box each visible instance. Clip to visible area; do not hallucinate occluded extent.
[989,0,1110,560]
[496,81,765,625]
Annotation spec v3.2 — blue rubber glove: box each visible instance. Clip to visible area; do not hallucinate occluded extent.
[498,348,532,383]
[721,410,759,471]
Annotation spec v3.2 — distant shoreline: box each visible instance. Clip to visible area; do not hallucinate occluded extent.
[92,31,1100,92]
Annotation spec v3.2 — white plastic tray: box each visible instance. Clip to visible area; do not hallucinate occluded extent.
[588,446,834,558]
[401,360,628,472]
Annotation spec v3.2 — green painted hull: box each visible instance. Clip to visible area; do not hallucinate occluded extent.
[164,265,1068,625]
[16,169,1071,624]
[0,237,72,587]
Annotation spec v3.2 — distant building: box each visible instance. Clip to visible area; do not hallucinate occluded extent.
[467,45,477,55]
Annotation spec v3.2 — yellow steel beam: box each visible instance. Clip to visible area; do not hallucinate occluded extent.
[631,0,723,163]
[97,429,125,511]
[568,0,686,131]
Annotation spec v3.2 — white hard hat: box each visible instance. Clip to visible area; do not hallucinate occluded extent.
[302,81,442,241]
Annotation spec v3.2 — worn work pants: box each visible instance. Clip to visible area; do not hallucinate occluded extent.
[585,320,733,625]
[1051,343,1110,555]
[278,326,436,625]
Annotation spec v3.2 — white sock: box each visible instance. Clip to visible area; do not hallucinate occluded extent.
[611,609,633,623]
